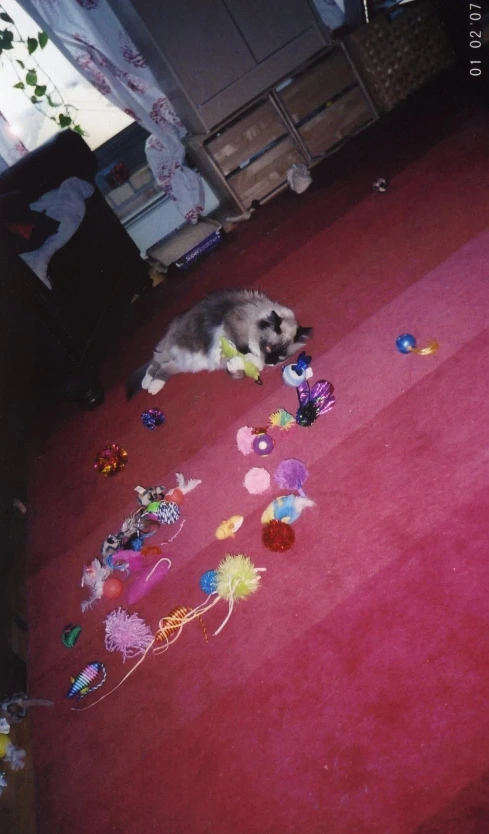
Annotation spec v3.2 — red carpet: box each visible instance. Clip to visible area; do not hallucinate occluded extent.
[27,82,489,833]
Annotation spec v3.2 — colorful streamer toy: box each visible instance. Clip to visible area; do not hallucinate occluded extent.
[66,662,107,700]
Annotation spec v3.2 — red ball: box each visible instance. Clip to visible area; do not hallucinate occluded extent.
[262,519,295,552]
[102,577,124,599]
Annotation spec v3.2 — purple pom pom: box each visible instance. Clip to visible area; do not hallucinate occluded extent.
[274,458,309,496]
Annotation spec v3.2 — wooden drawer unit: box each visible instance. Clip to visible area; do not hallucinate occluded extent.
[298,86,374,157]
[227,137,304,205]
[277,48,358,124]
[206,100,288,175]
[186,45,377,212]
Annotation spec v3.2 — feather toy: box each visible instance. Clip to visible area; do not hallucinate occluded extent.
[261,494,315,525]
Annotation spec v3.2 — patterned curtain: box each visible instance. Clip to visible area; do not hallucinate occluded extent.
[21,0,204,223]
[0,109,28,171]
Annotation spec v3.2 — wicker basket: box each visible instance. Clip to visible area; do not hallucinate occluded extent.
[345,2,456,112]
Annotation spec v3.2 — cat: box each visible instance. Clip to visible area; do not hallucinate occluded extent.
[126,288,312,398]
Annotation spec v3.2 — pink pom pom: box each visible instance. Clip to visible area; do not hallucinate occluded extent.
[104,608,153,662]
[243,466,271,494]
[236,426,255,455]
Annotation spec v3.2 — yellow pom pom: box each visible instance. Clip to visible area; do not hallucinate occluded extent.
[216,554,262,601]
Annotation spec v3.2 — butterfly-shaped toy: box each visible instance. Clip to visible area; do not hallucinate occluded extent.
[296,379,335,427]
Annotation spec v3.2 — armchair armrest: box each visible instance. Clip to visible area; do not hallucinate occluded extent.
[0,130,97,202]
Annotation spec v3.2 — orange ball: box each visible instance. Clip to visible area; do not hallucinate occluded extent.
[141,544,162,559]
[167,488,184,505]
[103,577,124,599]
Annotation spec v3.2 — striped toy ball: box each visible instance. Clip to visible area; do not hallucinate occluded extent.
[155,500,181,525]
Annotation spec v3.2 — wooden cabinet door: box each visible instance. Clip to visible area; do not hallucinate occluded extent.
[223,0,319,62]
[131,0,255,105]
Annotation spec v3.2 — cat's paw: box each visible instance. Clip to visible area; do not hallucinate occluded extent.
[148,379,166,395]
[244,353,264,372]
[226,357,245,380]
[141,372,153,390]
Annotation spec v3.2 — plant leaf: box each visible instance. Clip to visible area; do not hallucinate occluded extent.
[0,28,13,48]
[34,85,46,97]
[58,114,72,128]
[0,12,13,23]
[13,81,25,89]
[38,31,48,49]
[25,70,37,86]
[46,94,61,108]
[73,125,85,135]
[30,96,39,104]
[27,37,38,54]
[16,59,25,69]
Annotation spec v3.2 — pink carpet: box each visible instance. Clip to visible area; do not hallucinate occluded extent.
[27,98,489,833]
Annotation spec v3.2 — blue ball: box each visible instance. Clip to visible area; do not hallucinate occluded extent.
[396,333,417,354]
[200,570,218,594]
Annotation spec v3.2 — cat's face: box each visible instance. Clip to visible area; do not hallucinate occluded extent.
[259,311,313,365]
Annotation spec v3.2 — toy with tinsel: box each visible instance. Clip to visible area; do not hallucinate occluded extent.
[71,555,265,711]
[220,336,263,384]
[262,519,296,552]
[282,351,313,387]
[296,379,335,427]
[141,408,165,429]
[261,493,315,552]
[94,444,128,476]
[396,333,439,356]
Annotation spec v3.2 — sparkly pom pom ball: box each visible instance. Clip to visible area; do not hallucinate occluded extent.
[141,408,165,430]
[102,576,124,599]
[295,402,318,427]
[200,569,218,594]
[253,433,274,456]
[94,444,128,476]
[262,519,295,552]
[396,333,417,354]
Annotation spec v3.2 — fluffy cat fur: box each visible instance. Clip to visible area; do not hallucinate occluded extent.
[126,289,312,398]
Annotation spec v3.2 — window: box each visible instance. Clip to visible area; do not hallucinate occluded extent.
[0,0,133,150]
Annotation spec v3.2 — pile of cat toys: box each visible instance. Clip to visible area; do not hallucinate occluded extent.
[81,474,201,611]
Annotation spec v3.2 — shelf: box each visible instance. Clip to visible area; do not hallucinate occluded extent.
[186,44,378,212]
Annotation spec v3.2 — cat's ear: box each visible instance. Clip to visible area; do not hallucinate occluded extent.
[295,326,313,343]
[259,310,282,334]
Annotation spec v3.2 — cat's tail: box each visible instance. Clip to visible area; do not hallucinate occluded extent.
[126,363,149,400]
